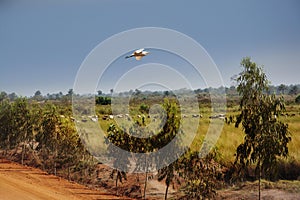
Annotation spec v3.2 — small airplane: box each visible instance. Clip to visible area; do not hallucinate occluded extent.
[125,48,149,60]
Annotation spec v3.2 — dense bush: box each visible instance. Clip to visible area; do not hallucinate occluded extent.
[178,150,223,200]
[96,96,111,105]
[0,98,97,182]
[139,103,149,114]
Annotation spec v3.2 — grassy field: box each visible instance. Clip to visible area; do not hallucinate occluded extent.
[1,96,299,199]
[96,103,300,165]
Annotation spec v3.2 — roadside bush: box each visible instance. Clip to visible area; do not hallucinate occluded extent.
[96,96,111,105]
[178,150,223,199]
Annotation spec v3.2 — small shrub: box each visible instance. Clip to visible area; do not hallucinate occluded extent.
[178,150,223,199]
[139,103,149,114]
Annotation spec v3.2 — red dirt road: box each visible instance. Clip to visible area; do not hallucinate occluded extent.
[0,159,123,200]
[2,159,298,200]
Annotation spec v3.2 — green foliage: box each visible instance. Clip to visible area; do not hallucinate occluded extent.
[35,103,87,175]
[55,117,85,172]
[1,85,299,198]
[36,104,60,152]
[0,100,12,149]
[139,103,149,114]
[0,91,8,101]
[155,100,182,200]
[235,57,291,198]
[177,150,222,199]
[106,99,182,198]
[278,84,287,95]
[0,98,34,160]
[33,90,43,101]
[8,92,18,101]
[106,99,180,153]
[0,98,95,182]
[96,96,111,105]
[289,85,298,95]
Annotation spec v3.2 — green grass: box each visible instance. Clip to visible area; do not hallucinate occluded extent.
[214,104,300,163]
[96,103,300,164]
[215,123,244,163]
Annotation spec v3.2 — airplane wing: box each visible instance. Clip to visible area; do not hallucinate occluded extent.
[135,48,144,54]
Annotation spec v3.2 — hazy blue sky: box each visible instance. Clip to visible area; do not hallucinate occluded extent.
[0,0,299,96]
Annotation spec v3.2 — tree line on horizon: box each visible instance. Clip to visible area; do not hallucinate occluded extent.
[1,83,300,102]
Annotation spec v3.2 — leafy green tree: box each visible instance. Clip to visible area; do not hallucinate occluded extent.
[34,90,42,96]
[0,100,13,153]
[235,57,291,199]
[106,99,182,198]
[0,91,8,102]
[137,99,182,199]
[12,98,35,165]
[33,90,43,101]
[96,96,111,105]
[156,99,182,200]
[177,150,222,199]
[134,89,141,96]
[67,89,73,96]
[97,90,103,96]
[288,85,298,96]
[55,116,85,180]
[277,84,287,95]
[139,103,149,114]
[0,98,34,164]
[8,92,18,101]
[36,103,60,174]
[36,103,87,177]
[163,90,170,97]
[0,98,95,184]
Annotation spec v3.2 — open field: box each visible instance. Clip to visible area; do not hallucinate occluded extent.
[1,95,300,199]
[98,103,300,164]
[215,104,300,163]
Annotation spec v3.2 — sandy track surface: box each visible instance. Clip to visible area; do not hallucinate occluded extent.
[2,158,299,200]
[0,159,124,200]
